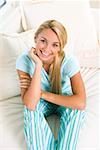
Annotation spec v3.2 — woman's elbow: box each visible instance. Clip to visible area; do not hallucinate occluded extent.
[78,96,86,110]
[25,103,36,111]
[22,98,38,111]
[79,101,86,110]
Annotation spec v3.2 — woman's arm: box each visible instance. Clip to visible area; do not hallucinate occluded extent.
[17,64,42,110]
[17,48,43,110]
[41,72,86,110]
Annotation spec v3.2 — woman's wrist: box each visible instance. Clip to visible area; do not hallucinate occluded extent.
[41,90,46,99]
[41,91,54,103]
[35,62,43,70]
[41,90,50,100]
[41,90,44,99]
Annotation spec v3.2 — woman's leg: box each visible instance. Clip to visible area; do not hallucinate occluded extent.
[24,99,57,150]
[56,107,85,150]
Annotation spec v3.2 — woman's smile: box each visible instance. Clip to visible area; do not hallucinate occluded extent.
[37,49,54,64]
[40,50,51,57]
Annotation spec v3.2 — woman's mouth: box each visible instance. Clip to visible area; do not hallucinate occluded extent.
[37,50,54,63]
[40,50,50,57]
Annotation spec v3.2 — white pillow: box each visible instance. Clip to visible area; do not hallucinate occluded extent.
[0,6,23,33]
[21,1,99,54]
[91,8,100,43]
[0,2,18,21]
[74,48,100,68]
[78,67,99,149]
[0,30,35,100]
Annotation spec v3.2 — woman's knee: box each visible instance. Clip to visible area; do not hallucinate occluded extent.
[60,108,85,120]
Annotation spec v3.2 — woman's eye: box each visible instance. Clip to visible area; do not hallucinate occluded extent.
[53,44,59,47]
[40,39,46,43]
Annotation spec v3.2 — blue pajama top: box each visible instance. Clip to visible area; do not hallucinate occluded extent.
[16,50,80,96]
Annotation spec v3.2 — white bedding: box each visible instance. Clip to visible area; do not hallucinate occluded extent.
[0,68,99,150]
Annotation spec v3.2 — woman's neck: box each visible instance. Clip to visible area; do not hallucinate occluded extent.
[43,64,50,74]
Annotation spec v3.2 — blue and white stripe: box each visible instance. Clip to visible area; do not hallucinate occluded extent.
[24,100,85,150]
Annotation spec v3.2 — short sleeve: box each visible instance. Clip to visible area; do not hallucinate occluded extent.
[63,55,80,78]
[16,51,35,76]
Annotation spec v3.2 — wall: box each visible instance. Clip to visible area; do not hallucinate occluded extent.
[90,0,100,8]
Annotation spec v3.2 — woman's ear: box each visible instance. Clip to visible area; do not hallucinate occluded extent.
[34,36,37,43]
[57,50,61,56]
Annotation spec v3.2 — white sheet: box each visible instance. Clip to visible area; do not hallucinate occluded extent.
[0,68,99,149]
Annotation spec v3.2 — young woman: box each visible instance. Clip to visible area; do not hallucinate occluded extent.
[16,20,86,150]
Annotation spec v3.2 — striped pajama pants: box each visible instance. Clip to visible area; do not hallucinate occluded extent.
[24,99,85,150]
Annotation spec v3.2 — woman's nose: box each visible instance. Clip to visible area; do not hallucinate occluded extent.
[44,44,52,52]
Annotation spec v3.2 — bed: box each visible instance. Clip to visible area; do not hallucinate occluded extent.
[0,1,100,149]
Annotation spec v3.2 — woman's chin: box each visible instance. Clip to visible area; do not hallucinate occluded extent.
[42,59,51,64]
[39,56,53,63]
[41,58,53,65]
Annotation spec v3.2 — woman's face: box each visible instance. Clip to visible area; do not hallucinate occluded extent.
[35,28,60,65]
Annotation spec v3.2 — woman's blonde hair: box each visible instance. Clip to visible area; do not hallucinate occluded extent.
[35,20,68,94]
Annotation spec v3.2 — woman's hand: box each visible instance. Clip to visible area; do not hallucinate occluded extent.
[20,75,31,89]
[28,47,43,67]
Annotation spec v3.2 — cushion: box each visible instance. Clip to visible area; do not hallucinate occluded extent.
[0,5,23,33]
[74,48,100,68]
[91,8,100,43]
[0,30,35,100]
[0,2,17,21]
[77,67,99,149]
[21,1,99,55]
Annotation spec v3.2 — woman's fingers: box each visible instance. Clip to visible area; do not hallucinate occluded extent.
[20,78,31,89]
[20,84,30,89]
[20,85,29,89]
[20,75,31,79]
[20,79,31,85]
[28,47,43,66]
[20,79,31,83]
[20,82,30,85]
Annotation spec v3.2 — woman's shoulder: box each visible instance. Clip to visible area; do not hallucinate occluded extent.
[17,49,29,59]
[17,49,34,65]
[62,54,77,65]
[61,53,80,78]
[16,49,35,76]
